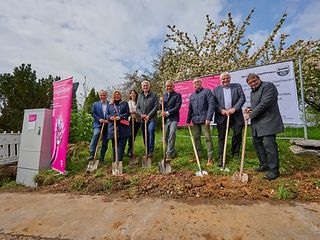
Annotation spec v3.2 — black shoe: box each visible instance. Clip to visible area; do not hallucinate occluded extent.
[255,166,269,172]
[87,156,94,161]
[263,172,279,180]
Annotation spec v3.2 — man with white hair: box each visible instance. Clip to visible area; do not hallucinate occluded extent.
[161,80,182,159]
[136,80,159,157]
[212,72,246,167]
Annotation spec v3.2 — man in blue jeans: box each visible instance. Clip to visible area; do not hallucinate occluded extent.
[87,90,109,162]
[136,80,159,157]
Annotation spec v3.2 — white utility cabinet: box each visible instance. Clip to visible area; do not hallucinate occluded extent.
[16,109,52,187]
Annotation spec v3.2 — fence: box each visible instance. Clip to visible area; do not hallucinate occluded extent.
[0,131,21,166]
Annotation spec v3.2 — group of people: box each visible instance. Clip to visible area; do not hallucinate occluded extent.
[87,72,284,181]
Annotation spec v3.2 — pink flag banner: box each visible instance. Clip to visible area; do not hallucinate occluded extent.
[175,75,220,126]
[51,77,73,173]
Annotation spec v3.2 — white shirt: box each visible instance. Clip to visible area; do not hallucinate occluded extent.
[101,102,107,117]
[223,87,232,110]
[128,100,137,113]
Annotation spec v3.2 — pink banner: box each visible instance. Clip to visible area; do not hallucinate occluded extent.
[175,75,220,126]
[51,77,73,173]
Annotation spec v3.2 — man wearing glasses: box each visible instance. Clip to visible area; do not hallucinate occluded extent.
[244,73,284,180]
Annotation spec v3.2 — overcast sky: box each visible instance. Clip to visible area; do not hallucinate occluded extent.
[0,0,319,97]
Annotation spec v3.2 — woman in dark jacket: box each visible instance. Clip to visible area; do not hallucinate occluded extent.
[106,90,131,163]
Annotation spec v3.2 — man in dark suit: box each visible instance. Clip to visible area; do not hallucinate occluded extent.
[245,73,284,180]
[87,90,109,162]
[161,80,182,159]
[213,72,246,166]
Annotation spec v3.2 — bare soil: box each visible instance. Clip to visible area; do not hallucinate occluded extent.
[0,192,320,240]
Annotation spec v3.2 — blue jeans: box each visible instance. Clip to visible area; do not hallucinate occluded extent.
[141,120,156,156]
[165,119,178,156]
[89,127,108,161]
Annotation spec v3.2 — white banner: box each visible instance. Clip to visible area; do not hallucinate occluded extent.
[229,60,302,124]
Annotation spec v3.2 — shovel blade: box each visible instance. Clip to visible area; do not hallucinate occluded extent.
[86,160,99,173]
[129,156,136,167]
[195,171,208,177]
[142,156,152,168]
[159,160,172,174]
[232,172,249,183]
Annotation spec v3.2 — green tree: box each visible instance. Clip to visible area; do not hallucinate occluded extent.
[155,9,320,112]
[0,64,59,131]
[83,88,99,114]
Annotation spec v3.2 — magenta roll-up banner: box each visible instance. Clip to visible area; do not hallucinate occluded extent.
[174,75,220,126]
[51,77,73,173]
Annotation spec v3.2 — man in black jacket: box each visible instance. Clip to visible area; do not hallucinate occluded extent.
[187,77,215,166]
[161,80,182,159]
[213,72,246,166]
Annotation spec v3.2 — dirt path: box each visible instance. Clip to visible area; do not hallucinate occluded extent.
[0,192,319,240]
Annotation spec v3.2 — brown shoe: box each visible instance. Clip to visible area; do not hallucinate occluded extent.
[188,159,196,163]
[207,159,214,166]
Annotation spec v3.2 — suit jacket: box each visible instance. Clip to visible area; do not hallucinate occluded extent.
[106,101,131,139]
[163,91,182,122]
[92,101,109,128]
[212,83,246,125]
[249,81,284,137]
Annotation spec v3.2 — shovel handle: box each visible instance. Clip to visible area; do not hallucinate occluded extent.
[144,119,148,156]
[162,99,166,159]
[240,120,248,176]
[188,125,203,174]
[131,114,135,154]
[114,119,118,164]
[222,115,230,169]
[93,122,105,160]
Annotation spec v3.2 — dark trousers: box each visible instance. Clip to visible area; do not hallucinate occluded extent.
[217,117,243,159]
[127,121,140,155]
[111,137,127,162]
[252,134,280,173]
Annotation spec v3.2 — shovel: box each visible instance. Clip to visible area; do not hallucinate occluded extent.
[232,120,249,183]
[112,119,122,175]
[188,125,208,176]
[220,115,230,172]
[128,114,137,166]
[86,122,105,173]
[159,98,171,174]
[142,119,151,168]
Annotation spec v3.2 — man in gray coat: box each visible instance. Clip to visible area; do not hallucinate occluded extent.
[187,77,215,166]
[213,72,246,167]
[245,73,284,180]
[136,80,159,157]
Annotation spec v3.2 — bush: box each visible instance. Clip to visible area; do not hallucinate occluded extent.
[69,110,93,143]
